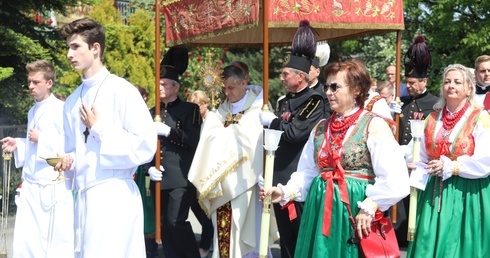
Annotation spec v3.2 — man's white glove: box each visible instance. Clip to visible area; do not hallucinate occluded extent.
[258,174,265,188]
[259,111,277,127]
[154,122,171,137]
[148,165,164,181]
[389,101,403,114]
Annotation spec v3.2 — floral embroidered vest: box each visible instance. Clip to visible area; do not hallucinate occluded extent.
[313,113,375,181]
[425,108,480,160]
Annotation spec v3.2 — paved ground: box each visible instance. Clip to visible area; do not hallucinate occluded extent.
[0,216,14,258]
[183,212,407,258]
[3,213,406,258]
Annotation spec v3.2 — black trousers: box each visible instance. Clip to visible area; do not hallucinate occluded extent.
[191,197,214,250]
[161,186,200,258]
[273,202,304,258]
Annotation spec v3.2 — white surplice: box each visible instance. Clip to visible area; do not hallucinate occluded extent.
[12,93,74,258]
[63,67,156,258]
[189,85,278,258]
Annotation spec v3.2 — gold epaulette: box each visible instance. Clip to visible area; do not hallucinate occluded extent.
[298,96,322,120]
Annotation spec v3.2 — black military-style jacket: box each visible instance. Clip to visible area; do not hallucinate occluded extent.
[271,86,326,185]
[147,97,202,190]
[399,91,438,145]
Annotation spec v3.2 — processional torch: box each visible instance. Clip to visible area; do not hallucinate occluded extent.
[408,116,425,241]
[0,151,12,258]
[259,129,283,258]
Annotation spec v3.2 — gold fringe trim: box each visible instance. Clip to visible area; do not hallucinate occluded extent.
[198,154,249,216]
[269,21,404,30]
[162,0,182,7]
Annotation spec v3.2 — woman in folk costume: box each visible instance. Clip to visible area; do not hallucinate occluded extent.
[261,59,409,257]
[406,64,490,257]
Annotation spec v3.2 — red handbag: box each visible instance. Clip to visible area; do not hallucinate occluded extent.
[334,162,400,258]
[345,204,400,258]
[358,211,400,258]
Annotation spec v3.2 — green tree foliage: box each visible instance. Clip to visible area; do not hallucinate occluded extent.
[0,67,14,81]
[403,0,490,91]
[0,0,95,124]
[55,0,161,107]
[336,0,490,94]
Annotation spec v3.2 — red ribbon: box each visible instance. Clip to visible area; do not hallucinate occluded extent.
[281,201,297,221]
[320,152,350,236]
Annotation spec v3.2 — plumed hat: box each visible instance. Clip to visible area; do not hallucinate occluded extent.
[283,20,316,73]
[404,35,431,78]
[312,41,330,68]
[160,46,189,83]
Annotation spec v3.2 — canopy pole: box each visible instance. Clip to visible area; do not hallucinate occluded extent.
[262,0,269,108]
[154,0,162,245]
[391,30,403,224]
[259,0,273,256]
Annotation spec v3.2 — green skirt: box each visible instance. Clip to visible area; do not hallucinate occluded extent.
[134,165,156,235]
[295,175,370,258]
[407,175,490,258]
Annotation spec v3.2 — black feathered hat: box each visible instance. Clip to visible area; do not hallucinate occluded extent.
[404,35,431,78]
[283,20,316,73]
[160,46,189,83]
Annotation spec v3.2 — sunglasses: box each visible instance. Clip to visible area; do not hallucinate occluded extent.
[323,83,346,93]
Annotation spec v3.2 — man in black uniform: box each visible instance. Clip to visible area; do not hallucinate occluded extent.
[259,21,326,258]
[146,46,202,258]
[398,35,439,145]
[309,42,332,118]
[395,35,438,247]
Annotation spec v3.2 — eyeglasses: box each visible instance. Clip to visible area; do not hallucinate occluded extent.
[323,83,346,93]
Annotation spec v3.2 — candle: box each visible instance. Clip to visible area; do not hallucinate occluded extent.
[259,129,283,257]
[259,153,275,257]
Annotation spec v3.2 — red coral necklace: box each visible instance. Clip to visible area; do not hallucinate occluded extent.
[441,102,469,131]
[329,108,364,149]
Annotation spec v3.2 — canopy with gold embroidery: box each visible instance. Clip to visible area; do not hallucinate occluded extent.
[163,0,404,47]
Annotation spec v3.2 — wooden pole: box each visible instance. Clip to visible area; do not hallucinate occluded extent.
[391,30,403,224]
[259,0,272,256]
[262,0,269,108]
[154,0,162,244]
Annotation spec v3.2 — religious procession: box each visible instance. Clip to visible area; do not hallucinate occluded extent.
[1,0,490,258]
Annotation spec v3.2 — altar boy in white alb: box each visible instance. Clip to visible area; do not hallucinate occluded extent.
[59,18,156,258]
[0,60,74,258]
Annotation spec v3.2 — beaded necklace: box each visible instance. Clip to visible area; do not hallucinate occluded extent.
[328,108,364,151]
[441,102,469,131]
